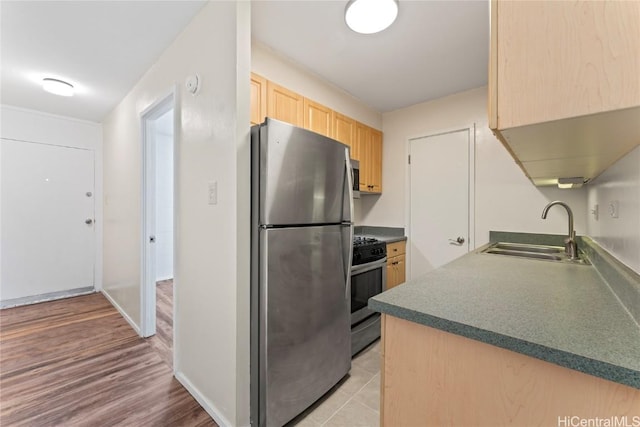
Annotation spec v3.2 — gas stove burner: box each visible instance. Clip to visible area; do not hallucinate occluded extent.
[353,236,379,246]
[352,236,386,265]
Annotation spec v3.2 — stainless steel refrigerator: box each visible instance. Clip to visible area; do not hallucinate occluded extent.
[250,118,353,427]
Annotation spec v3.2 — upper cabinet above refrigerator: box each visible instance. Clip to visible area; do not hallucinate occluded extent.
[488,0,640,186]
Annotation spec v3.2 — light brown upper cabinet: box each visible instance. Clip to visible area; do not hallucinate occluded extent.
[267,81,304,127]
[303,98,334,138]
[489,0,640,186]
[253,75,384,193]
[354,122,382,194]
[250,73,267,126]
[368,129,383,193]
[333,113,356,152]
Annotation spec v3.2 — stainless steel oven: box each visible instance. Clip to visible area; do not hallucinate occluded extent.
[351,237,386,355]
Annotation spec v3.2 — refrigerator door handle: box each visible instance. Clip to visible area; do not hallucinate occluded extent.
[343,147,354,299]
[343,148,354,223]
[341,223,353,300]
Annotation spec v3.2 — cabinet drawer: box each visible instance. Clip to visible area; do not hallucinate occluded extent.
[386,241,406,257]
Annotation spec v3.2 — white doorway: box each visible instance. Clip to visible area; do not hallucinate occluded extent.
[1,139,95,306]
[140,92,175,365]
[408,127,475,279]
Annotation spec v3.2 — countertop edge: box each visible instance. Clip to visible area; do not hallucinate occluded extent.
[379,236,407,244]
[369,298,640,389]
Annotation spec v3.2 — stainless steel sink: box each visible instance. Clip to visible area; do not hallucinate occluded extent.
[481,242,590,265]
[491,242,563,254]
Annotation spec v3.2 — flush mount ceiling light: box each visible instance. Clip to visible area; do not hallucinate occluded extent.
[42,78,74,97]
[345,0,399,34]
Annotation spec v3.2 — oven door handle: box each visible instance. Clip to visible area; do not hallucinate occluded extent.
[351,257,387,275]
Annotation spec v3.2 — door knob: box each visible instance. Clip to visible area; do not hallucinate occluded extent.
[85,218,93,225]
[150,236,156,243]
[449,236,465,245]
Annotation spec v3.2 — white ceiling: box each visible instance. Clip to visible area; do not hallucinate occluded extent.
[252,0,489,112]
[1,1,206,122]
[1,0,489,123]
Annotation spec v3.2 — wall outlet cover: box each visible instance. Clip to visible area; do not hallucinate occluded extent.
[208,181,217,205]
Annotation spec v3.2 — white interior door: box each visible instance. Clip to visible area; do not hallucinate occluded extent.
[141,94,174,339]
[1,139,95,302]
[409,128,472,279]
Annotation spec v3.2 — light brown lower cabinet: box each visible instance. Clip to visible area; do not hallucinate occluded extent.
[380,315,640,426]
[386,241,406,289]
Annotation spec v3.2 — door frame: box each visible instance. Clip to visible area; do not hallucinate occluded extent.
[140,88,177,339]
[405,124,476,280]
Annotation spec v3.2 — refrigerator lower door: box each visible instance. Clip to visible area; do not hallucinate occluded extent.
[257,225,351,426]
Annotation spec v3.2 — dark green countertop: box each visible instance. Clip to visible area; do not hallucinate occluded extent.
[369,233,640,389]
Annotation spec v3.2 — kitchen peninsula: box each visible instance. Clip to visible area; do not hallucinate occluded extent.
[369,232,640,426]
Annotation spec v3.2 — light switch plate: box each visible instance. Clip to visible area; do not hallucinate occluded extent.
[608,200,619,218]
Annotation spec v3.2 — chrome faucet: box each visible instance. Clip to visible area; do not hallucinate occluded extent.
[541,201,578,260]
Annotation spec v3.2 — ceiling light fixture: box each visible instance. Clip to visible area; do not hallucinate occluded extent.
[345,0,398,34]
[42,78,74,97]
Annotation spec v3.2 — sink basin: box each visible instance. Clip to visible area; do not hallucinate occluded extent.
[485,249,563,261]
[481,242,590,265]
[492,242,563,254]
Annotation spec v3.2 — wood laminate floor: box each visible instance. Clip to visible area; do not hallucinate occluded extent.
[147,279,174,368]
[0,292,216,426]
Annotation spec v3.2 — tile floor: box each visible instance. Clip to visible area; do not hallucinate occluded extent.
[288,339,381,427]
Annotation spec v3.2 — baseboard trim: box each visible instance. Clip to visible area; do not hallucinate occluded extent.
[101,289,141,335]
[0,287,95,309]
[175,370,234,427]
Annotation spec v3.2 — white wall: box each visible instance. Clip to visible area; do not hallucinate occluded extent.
[587,146,640,274]
[252,41,382,130]
[363,87,588,246]
[0,105,103,294]
[102,2,250,426]
[155,110,174,281]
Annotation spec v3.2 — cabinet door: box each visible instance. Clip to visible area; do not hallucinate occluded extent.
[250,73,267,126]
[395,254,406,286]
[352,121,366,163]
[333,113,355,153]
[303,98,334,138]
[386,261,397,290]
[493,0,640,129]
[369,129,383,193]
[267,81,304,127]
[353,122,369,191]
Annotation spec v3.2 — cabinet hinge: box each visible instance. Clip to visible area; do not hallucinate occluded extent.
[408,155,411,164]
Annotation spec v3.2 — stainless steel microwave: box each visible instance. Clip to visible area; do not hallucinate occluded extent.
[351,159,360,199]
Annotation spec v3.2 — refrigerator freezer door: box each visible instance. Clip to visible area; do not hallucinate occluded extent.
[257,119,350,226]
[258,225,351,426]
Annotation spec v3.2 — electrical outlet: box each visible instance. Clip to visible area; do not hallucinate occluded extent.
[208,181,217,205]
[608,200,619,218]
